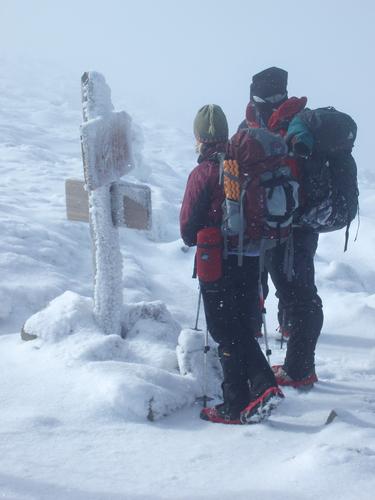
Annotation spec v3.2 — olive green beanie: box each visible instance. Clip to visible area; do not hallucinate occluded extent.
[193,104,229,144]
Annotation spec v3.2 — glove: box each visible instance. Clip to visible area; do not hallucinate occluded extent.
[292,140,311,159]
[287,134,312,159]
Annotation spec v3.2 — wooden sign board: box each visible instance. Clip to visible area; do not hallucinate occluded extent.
[65,178,89,222]
[80,111,134,191]
[65,178,152,230]
[111,181,152,230]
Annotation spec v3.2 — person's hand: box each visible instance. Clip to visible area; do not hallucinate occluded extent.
[292,140,311,159]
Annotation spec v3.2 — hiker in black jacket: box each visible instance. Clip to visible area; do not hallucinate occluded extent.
[240,67,323,389]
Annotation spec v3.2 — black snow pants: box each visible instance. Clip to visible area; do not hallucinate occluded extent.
[200,255,276,411]
[265,228,323,379]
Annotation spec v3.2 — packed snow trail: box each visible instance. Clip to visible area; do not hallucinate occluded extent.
[0,59,375,499]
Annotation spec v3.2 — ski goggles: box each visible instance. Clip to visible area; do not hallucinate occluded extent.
[252,93,287,104]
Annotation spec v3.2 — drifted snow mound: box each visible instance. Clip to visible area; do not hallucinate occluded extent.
[177,328,222,400]
[22,291,97,342]
[22,291,199,421]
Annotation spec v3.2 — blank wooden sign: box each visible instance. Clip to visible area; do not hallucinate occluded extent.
[65,179,89,222]
[65,178,152,230]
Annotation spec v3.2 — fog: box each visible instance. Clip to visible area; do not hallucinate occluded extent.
[1,0,373,166]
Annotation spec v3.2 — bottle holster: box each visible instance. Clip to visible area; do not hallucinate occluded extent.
[196,227,223,282]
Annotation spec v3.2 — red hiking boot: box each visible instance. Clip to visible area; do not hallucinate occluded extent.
[200,403,242,425]
[239,386,284,424]
[272,364,318,389]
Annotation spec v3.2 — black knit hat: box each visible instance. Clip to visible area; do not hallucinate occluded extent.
[194,104,229,144]
[250,67,288,101]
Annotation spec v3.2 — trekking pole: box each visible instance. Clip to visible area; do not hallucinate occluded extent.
[195,288,211,406]
[193,288,202,331]
[193,288,213,407]
[195,325,213,408]
[280,309,286,350]
[259,279,272,365]
[202,327,211,408]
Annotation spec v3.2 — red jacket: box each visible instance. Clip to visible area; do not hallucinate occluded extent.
[180,146,226,247]
[181,98,309,247]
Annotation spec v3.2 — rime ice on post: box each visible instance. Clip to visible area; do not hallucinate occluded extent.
[81,72,133,190]
[80,71,134,336]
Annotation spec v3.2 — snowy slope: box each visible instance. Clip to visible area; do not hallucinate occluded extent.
[0,59,375,500]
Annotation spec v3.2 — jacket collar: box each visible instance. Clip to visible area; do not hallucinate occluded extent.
[245,96,307,134]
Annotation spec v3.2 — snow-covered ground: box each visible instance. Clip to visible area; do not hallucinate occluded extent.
[0,58,375,500]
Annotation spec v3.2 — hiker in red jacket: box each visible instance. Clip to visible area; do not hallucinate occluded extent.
[240,67,323,389]
[180,104,283,424]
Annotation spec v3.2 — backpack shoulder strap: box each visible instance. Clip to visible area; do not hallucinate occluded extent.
[217,152,225,185]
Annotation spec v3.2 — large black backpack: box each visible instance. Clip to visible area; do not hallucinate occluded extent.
[291,107,359,249]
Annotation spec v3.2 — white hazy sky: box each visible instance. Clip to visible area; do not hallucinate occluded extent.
[0,0,373,166]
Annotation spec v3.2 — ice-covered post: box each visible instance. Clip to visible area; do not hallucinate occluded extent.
[80,72,134,336]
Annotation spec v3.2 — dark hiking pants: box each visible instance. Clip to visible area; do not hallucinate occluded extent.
[265,229,324,379]
[200,255,276,410]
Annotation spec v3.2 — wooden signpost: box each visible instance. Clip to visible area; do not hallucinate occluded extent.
[68,71,151,336]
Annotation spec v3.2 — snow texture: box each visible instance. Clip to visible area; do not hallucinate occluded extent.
[0,56,375,499]
[177,328,222,399]
[23,291,197,420]
[23,291,96,342]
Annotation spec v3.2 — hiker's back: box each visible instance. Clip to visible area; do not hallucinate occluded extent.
[223,128,299,259]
